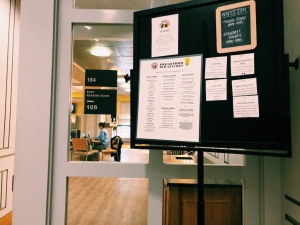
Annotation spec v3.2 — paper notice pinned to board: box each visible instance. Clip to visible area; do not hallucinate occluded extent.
[231,53,254,76]
[233,95,259,118]
[232,78,257,96]
[206,79,227,101]
[152,14,178,57]
[205,56,227,79]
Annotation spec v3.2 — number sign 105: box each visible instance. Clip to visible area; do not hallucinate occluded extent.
[86,105,98,110]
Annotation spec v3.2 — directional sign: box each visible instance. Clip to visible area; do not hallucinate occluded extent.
[84,89,117,115]
[85,70,117,87]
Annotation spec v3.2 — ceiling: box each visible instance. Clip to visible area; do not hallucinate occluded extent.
[72,24,133,96]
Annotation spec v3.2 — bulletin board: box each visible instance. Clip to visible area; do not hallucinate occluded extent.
[131,0,291,156]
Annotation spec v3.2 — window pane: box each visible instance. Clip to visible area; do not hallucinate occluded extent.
[67,177,148,224]
[70,24,149,164]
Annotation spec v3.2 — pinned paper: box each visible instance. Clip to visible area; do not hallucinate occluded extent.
[233,95,259,118]
[205,56,227,79]
[232,78,257,96]
[231,53,254,76]
[206,79,227,101]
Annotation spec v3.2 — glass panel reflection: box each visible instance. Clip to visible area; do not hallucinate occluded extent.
[67,177,148,224]
[162,150,245,165]
[70,24,149,163]
[203,152,245,166]
[163,150,198,165]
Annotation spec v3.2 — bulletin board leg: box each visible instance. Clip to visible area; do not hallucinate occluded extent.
[198,150,205,225]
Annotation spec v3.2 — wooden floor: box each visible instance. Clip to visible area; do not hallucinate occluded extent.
[3,145,211,225]
[0,212,12,225]
[67,177,148,225]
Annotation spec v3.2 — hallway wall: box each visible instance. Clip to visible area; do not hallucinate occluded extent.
[282,0,300,224]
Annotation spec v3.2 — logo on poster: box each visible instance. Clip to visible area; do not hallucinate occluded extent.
[151,62,158,70]
[159,20,170,28]
[185,58,190,66]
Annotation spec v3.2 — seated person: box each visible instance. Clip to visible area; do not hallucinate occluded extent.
[92,122,109,151]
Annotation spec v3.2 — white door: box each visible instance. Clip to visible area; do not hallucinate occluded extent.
[50,1,198,224]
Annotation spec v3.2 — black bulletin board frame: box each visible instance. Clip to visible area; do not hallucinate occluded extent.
[131,0,291,157]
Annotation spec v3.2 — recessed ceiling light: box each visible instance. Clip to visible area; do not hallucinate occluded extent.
[84,26,92,30]
[90,47,111,57]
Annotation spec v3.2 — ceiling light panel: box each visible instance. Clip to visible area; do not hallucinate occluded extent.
[117,47,133,56]
[121,57,133,64]
[75,40,115,47]
[114,41,133,47]
[125,63,133,71]
[73,44,86,55]
[90,46,111,57]
[85,46,119,57]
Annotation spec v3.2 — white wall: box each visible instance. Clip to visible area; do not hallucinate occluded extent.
[12,0,55,224]
[0,0,20,219]
[282,0,300,224]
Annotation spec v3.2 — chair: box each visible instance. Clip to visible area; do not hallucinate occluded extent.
[71,138,99,161]
[101,136,123,162]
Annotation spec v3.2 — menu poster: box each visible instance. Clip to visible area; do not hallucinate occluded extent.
[233,95,259,118]
[232,78,257,96]
[152,14,179,57]
[205,56,227,79]
[231,53,254,76]
[137,55,202,142]
[206,79,227,101]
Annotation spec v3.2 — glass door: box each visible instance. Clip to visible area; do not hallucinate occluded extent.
[51,1,198,224]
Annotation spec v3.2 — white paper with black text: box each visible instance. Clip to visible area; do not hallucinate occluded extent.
[206,79,227,101]
[205,56,227,79]
[233,95,259,118]
[231,53,254,76]
[232,78,257,96]
[137,55,202,142]
[152,14,179,57]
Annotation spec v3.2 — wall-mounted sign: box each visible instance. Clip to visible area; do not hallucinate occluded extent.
[84,89,117,115]
[216,1,257,54]
[85,69,117,87]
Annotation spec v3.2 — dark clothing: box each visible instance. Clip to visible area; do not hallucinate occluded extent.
[110,136,123,162]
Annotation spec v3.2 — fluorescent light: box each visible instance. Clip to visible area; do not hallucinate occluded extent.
[84,26,92,30]
[90,47,111,57]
